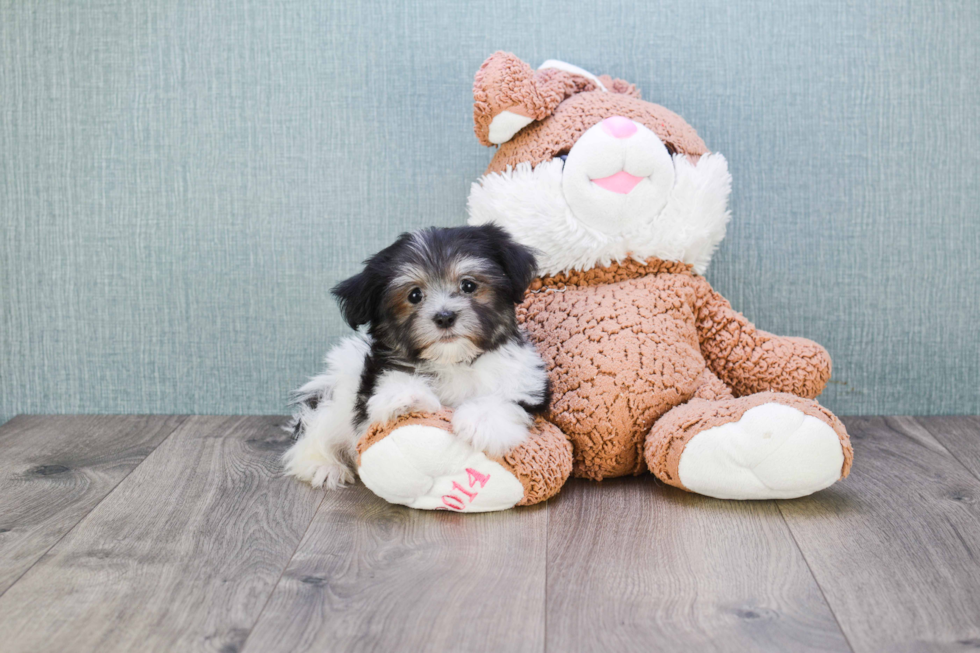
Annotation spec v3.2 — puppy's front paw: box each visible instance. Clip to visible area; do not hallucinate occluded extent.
[401,388,442,415]
[452,401,531,458]
[368,384,442,424]
[310,462,356,489]
[282,437,355,490]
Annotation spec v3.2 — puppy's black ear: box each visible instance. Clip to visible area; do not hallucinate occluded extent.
[331,270,377,329]
[480,224,538,303]
[332,232,414,329]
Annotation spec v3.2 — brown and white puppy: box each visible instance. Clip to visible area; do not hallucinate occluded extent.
[283,225,550,489]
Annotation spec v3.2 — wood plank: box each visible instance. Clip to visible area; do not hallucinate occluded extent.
[914,416,980,482]
[0,416,323,653]
[242,483,548,653]
[0,415,185,594]
[778,416,980,652]
[546,477,850,653]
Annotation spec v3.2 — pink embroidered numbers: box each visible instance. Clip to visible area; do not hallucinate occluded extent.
[441,468,491,510]
[467,467,490,488]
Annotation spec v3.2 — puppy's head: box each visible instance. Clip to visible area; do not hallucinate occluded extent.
[332,224,537,365]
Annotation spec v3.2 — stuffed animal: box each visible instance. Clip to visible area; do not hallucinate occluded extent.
[356,409,571,511]
[355,52,853,510]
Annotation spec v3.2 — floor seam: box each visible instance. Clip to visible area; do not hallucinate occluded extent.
[237,488,328,652]
[911,417,980,486]
[543,498,549,653]
[776,500,856,653]
[0,415,190,600]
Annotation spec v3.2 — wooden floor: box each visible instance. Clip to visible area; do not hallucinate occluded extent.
[0,416,978,652]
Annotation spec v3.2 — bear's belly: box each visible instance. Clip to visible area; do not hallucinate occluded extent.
[520,282,706,480]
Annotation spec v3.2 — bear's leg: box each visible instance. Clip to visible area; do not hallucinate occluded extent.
[644,392,853,500]
[356,409,572,512]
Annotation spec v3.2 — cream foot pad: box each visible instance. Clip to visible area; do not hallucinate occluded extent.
[357,410,573,512]
[646,392,853,500]
[677,402,845,499]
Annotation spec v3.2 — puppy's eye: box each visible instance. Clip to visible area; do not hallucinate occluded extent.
[407,288,423,304]
[460,279,478,294]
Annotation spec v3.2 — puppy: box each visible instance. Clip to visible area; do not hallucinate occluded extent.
[283,224,551,489]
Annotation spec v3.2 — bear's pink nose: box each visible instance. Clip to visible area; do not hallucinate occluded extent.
[601,116,637,139]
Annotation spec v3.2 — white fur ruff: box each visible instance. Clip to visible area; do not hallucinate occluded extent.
[467,152,732,276]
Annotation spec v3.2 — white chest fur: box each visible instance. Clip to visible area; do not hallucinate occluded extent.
[422,339,548,408]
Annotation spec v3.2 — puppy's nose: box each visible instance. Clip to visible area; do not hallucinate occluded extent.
[433,310,457,329]
[601,116,637,139]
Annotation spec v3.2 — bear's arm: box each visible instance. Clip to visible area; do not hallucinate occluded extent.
[688,276,832,399]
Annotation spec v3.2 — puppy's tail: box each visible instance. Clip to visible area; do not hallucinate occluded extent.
[285,380,328,439]
[285,331,372,440]
[282,333,372,488]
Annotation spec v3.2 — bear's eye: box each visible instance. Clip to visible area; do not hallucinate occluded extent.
[408,287,423,304]
[460,279,478,294]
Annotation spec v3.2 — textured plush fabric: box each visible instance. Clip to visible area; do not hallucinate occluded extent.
[520,258,844,480]
[496,417,574,506]
[473,51,641,148]
[1,0,978,423]
[358,409,573,506]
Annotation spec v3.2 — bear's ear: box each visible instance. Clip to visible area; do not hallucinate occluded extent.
[597,74,642,99]
[472,53,606,147]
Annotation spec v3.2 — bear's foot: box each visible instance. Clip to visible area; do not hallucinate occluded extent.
[357,410,572,512]
[646,393,853,500]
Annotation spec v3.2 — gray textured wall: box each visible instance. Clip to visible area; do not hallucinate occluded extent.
[2,0,978,423]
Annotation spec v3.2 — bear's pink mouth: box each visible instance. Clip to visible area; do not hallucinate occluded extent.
[590,171,644,194]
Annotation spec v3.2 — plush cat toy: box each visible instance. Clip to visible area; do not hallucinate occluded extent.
[355,52,852,510]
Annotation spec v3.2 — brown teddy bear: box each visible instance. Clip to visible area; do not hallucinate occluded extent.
[355,52,852,510]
